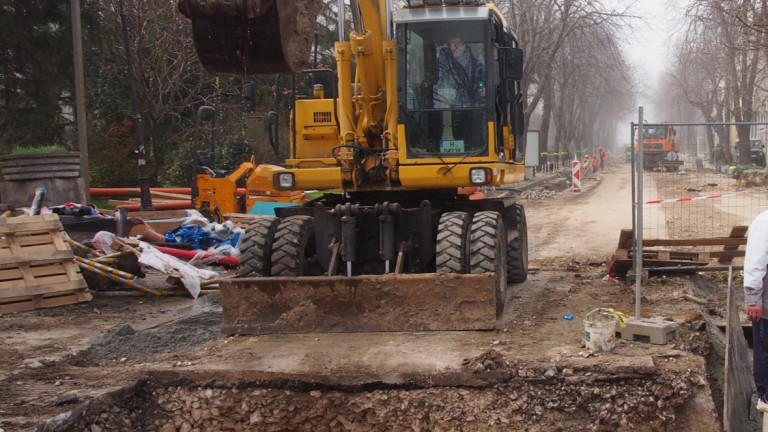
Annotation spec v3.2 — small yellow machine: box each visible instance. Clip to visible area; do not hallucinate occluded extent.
[191,106,303,220]
[179,0,529,334]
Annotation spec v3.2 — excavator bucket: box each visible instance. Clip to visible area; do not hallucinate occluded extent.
[178,0,323,75]
[220,273,498,335]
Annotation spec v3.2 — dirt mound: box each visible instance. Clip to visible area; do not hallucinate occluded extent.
[88,312,222,362]
[740,170,768,187]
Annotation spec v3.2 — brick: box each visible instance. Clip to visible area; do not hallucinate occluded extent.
[616,318,679,345]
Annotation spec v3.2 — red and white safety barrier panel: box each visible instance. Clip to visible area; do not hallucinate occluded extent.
[644,192,740,205]
[572,160,581,192]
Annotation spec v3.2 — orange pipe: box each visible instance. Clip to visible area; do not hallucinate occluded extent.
[90,187,246,197]
[115,201,193,211]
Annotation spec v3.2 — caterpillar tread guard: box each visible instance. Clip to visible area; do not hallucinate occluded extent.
[179,0,528,334]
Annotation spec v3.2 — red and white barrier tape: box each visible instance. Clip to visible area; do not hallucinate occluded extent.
[644,192,740,205]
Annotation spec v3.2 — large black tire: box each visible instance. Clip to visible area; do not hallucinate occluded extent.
[436,211,470,273]
[237,216,280,277]
[469,211,508,316]
[271,216,320,276]
[507,204,528,283]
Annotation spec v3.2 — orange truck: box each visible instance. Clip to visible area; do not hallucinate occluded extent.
[637,124,682,171]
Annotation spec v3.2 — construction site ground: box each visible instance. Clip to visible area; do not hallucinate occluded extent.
[0,162,758,431]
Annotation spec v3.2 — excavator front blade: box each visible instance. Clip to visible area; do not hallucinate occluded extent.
[220,273,497,335]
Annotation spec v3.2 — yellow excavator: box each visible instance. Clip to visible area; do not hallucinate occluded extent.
[178,0,528,334]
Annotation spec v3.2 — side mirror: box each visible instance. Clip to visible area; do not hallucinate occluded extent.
[504,47,524,81]
[194,105,215,149]
[266,111,279,156]
[243,83,256,113]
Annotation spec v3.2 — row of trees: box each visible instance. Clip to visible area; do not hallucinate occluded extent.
[501,0,636,162]
[659,0,768,164]
[0,0,636,189]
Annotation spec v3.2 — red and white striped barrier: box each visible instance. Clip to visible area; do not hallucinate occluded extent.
[644,192,740,205]
[572,160,581,192]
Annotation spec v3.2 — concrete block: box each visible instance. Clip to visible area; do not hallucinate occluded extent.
[616,317,679,345]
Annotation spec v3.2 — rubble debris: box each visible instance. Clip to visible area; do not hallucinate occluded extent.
[520,187,557,200]
[136,241,219,298]
[69,368,703,431]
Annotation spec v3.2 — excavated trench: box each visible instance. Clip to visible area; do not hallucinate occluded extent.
[64,361,705,432]
[50,325,716,431]
[37,274,738,432]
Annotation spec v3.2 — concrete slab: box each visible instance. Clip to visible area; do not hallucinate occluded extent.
[616,317,679,345]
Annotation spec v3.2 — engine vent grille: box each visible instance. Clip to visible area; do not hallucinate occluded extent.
[314,111,332,123]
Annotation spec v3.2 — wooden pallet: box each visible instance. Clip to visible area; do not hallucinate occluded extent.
[0,214,90,314]
[612,226,748,277]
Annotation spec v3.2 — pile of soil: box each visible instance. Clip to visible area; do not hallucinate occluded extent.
[88,311,221,363]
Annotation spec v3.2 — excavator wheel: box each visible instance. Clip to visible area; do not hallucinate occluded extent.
[436,211,470,274]
[271,215,321,276]
[507,204,528,283]
[181,0,323,75]
[469,211,508,316]
[237,216,280,277]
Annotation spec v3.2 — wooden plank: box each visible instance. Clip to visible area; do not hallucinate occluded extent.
[128,209,194,219]
[0,232,59,248]
[617,229,633,249]
[719,225,749,264]
[150,191,191,200]
[108,198,139,207]
[0,289,92,314]
[0,251,77,267]
[724,279,753,431]
[643,237,747,247]
[223,213,263,229]
[0,214,62,234]
[710,250,746,260]
[611,258,710,277]
[0,272,76,290]
[0,280,87,299]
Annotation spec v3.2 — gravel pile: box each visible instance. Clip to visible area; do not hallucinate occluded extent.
[89,312,221,362]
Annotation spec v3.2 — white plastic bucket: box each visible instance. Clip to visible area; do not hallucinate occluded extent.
[584,308,618,352]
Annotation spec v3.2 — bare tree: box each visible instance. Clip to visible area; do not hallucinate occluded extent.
[502,0,635,164]
[671,0,768,163]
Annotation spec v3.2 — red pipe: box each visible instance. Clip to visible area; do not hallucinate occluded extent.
[115,201,193,211]
[154,246,239,267]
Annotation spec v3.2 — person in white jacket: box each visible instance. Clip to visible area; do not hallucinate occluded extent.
[744,209,768,413]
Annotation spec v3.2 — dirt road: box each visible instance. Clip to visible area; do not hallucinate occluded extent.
[0,163,731,431]
[526,164,634,260]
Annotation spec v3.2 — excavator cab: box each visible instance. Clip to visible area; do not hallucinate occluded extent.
[397,9,524,162]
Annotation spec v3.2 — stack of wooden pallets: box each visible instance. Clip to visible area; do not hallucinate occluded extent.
[0,214,90,314]
[612,226,748,277]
